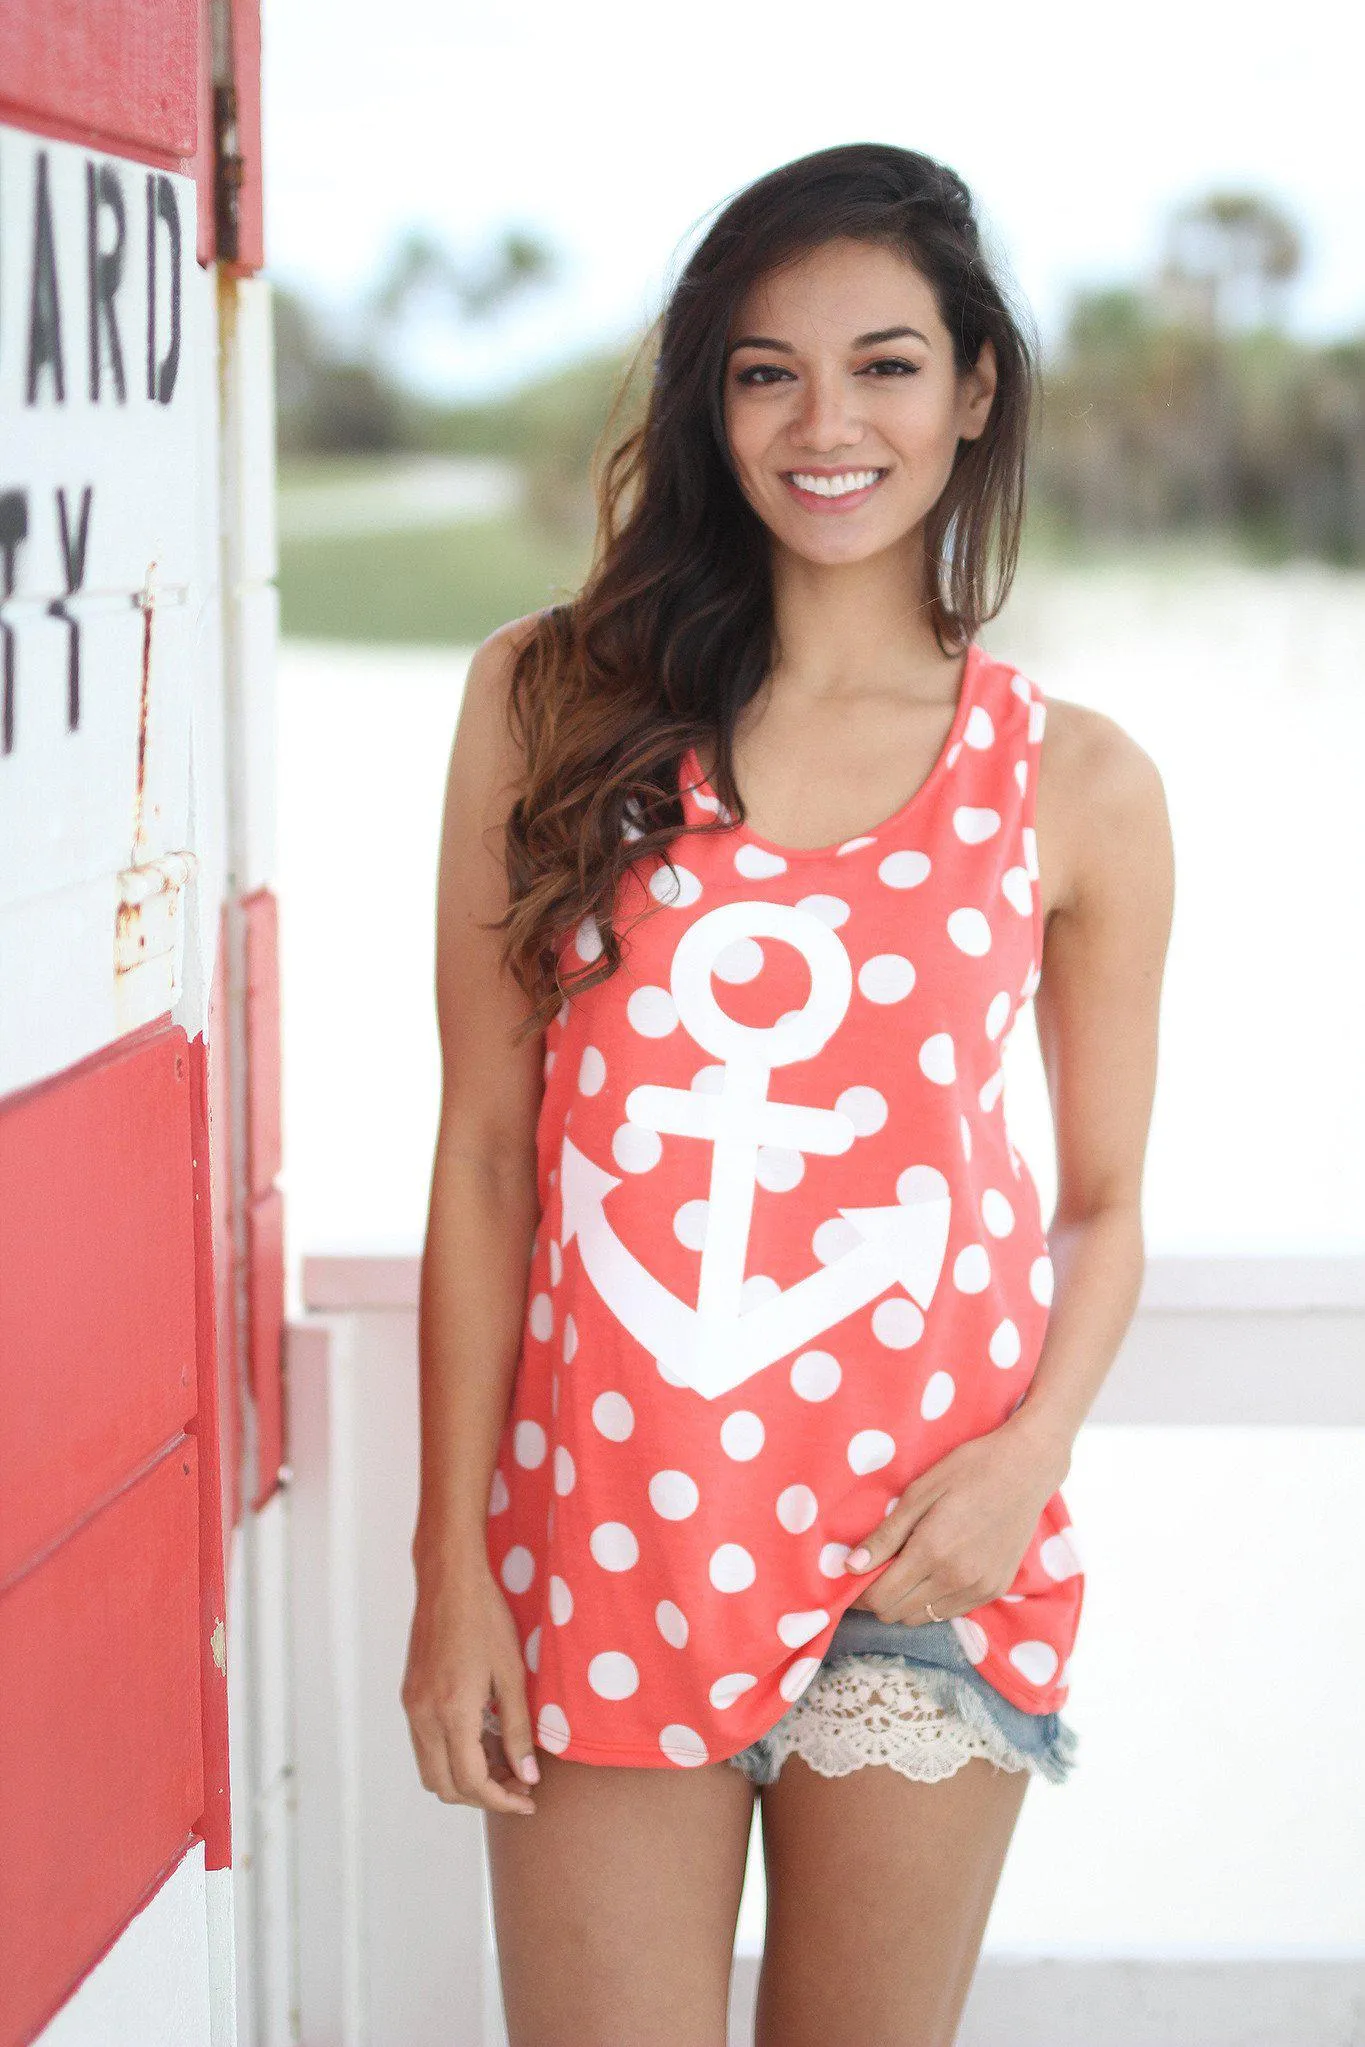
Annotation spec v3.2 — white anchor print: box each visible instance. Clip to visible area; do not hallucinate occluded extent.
[560,901,952,1400]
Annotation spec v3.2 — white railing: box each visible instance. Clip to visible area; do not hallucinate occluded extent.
[283,1253,1365,2047]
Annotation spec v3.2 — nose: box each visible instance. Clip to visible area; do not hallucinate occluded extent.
[792,366,866,456]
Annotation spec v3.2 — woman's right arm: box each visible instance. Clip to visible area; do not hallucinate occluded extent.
[401,613,549,1817]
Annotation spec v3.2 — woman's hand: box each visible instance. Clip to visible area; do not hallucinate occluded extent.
[401,1554,540,1816]
[843,1412,1071,1625]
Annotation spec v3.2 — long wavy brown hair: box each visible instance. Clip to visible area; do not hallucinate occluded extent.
[493,142,1037,1043]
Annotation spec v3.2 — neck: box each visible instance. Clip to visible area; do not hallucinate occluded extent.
[765,530,958,701]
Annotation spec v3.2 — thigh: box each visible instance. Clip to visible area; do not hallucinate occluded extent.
[754,1753,1031,2047]
[484,1739,758,2047]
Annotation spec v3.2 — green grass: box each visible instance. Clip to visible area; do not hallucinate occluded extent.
[277,512,593,644]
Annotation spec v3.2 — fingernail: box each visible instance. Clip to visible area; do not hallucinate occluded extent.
[846,1548,871,1571]
[518,1754,540,1784]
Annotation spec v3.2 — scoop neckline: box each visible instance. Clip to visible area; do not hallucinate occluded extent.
[682,640,985,863]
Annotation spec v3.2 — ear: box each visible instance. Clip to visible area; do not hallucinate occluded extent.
[958,337,998,443]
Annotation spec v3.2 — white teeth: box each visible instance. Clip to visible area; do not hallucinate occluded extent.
[788,469,883,498]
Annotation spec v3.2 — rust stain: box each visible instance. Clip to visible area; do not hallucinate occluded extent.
[210,1615,227,1675]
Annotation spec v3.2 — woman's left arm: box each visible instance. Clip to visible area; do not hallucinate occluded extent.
[844,702,1175,1618]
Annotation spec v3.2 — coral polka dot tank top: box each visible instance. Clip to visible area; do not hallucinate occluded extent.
[485,640,1085,1769]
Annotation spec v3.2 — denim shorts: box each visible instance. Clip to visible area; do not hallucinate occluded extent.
[727,1604,1080,1788]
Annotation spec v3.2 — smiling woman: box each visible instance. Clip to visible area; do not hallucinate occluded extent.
[403,142,1173,2047]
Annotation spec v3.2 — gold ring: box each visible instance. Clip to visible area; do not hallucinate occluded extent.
[924,1599,941,1622]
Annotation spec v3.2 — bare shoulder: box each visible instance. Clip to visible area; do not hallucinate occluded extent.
[1038,694,1173,917]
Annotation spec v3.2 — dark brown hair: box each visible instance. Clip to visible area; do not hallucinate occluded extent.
[494,142,1036,1041]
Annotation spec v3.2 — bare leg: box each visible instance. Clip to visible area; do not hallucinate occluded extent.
[485,1740,758,2047]
[754,1752,1031,2047]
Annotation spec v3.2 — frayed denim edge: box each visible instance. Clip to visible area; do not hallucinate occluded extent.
[729,1650,1081,1788]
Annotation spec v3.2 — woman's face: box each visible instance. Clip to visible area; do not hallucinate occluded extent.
[721,236,997,572]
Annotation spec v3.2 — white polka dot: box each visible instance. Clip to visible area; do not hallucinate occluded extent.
[574,916,603,962]
[613,1122,662,1172]
[593,1391,635,1441]
[709,1543,757,1592]
[780,1656,824,1702]
[1030,1255,1055,1305]
[1022,826,1040,880]
[628,985,679,1036]
[1041,1529,1084,1580]
[848,1429,896,1474]
[836,833,877,855]
[741,1273,780,1310]
[918,1033,956,1085]
[920,1369,956,1420]
[488,1469,509,1514]
[1001,867,1032,916]
[537,1703,570,1752]
[712,1670,765,1719]
[979,1067,1005,1112]
[756,1144,805,1191]
[858,953,916,1003]
[945,741,963,768]
[589,1522,639,1571]
[813,1215,861,1264]
[554,1445,576,1494]
[529,1293,553,1341]
[656,1600,689,1647]
[649,1469,700,1519]
[691,1063,726,1092]
[872,1297,925,1348]
[660,1724,710,1766]
[953,805,1001,844]
[777,1483,819,1532]
[514,1420,547,1468]
[1010,673,1032,704]
[710,1672,758,1709]
[953,1617,989,1664]
[959,1113,972,1159]
[649,860,702,907]
[578,1045,606,1094]
[985,991,1012,1040]
[1028,699,1047,744]
[562,1314,578,1362]
[549,1575,574,1625]
[501,1546,535,1595]
[965,705,995,749]
[818,1542,853,1577]
[837,1085,888,1135]
[720,1411,765,1460]
[947,907,992,956]
[778,1609,830,1648]
[954,1244,991,1292]
[1021,960,1041,1000]
[1014,759,1028,795]
[791,1350,842,1400]
[989,1319,1022,1368]
[525,1624,541,1672]
[982,1188,1015,1237]
[589,1651,640,1699]
[548,1237,563,1285]
[1010,1639,1059,1686]
[895,1163,950,1205]
[734,843,788,879]
[714,937,763,982]
[878,849,932,889]
[675,1198,710,1250]
[797,892,851,927]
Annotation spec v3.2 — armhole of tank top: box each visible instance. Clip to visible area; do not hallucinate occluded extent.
[1020,674,1046,986]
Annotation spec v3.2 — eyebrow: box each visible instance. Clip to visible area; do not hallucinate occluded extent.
[725,324,931,358]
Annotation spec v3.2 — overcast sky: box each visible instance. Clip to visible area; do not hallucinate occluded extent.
[262,0,1365,398]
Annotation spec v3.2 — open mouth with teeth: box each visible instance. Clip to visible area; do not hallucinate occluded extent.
[781,466,889,510]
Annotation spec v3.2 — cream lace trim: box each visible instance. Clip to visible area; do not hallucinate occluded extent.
[736,1654,1034,1784]
[483,1655,1040,1783]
